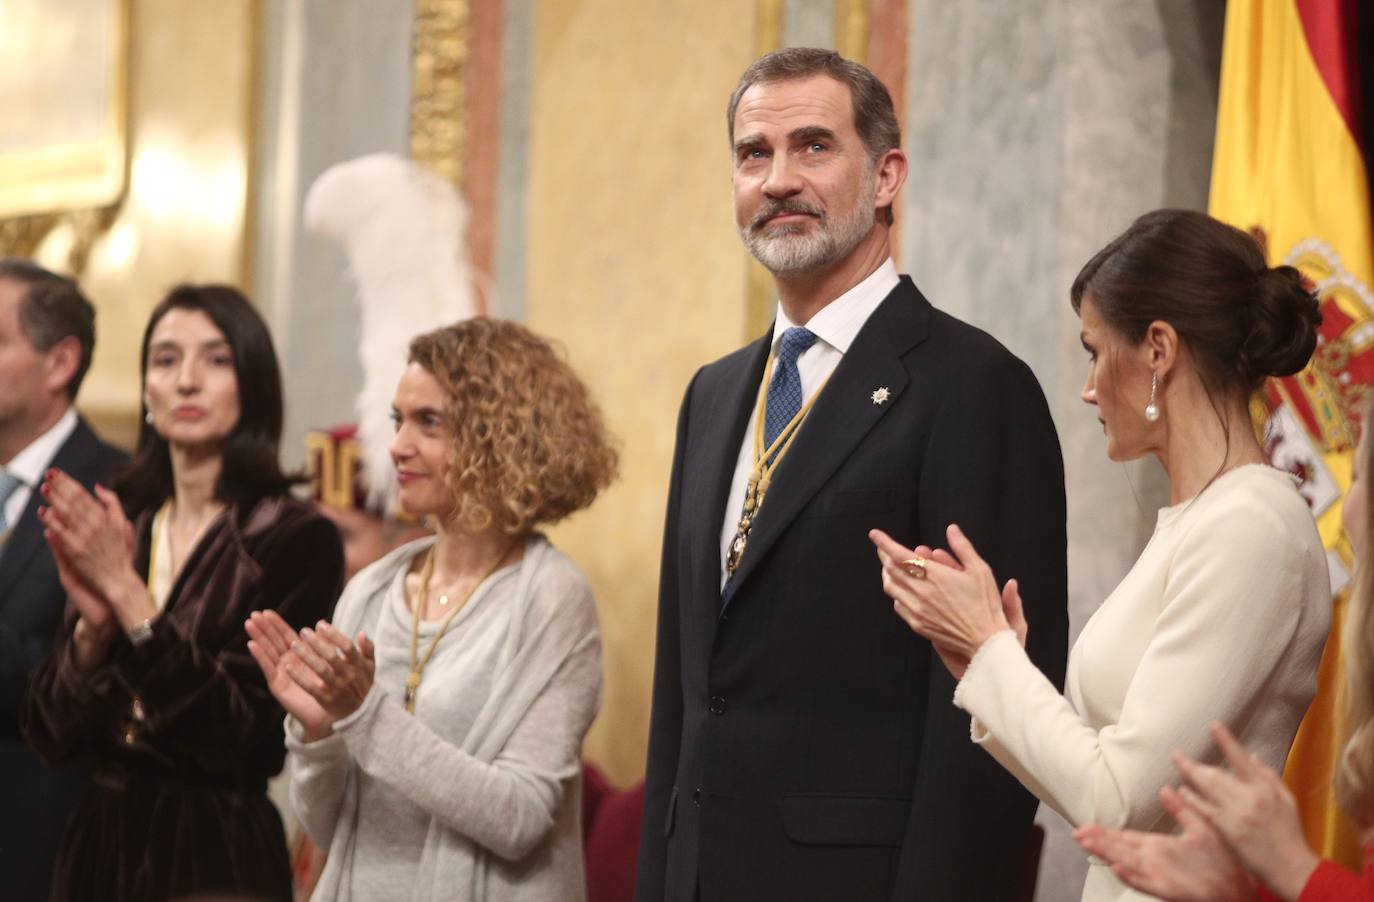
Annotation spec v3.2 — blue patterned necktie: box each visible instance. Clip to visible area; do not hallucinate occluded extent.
[764,327,819,448]
[0,469,23,534]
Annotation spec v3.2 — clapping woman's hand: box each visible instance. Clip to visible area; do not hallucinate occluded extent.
[1074,786,1259,901]
[869,524,1020,677]
[286,619,376,722]
[247,611,336,741]
[1170,723,1321,900]
[38,471,135,590]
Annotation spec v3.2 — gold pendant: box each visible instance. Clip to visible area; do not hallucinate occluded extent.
[725,518,751,576]
[404,671,422,714]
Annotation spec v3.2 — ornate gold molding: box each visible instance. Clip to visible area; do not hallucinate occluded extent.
[0,206,120,274]
[410,0,471,189]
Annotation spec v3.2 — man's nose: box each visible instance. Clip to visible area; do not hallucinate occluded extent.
[762,155,803,198]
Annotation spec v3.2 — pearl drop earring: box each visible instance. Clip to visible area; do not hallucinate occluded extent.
[1144,372,1161,422]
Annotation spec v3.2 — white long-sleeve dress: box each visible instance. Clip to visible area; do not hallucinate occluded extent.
[954,464,1331,901]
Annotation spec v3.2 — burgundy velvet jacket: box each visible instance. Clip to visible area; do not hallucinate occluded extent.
[21,495,343,902]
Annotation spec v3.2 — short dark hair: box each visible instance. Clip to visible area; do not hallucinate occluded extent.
[0,259,96,398]
[1071,209,1321,401]
[115,284,298,516]
[727,47,902,225]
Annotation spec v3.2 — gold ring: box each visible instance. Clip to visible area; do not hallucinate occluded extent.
[902,557,928,579]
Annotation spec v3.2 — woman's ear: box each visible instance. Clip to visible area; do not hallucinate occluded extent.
[1143,320,1179,378]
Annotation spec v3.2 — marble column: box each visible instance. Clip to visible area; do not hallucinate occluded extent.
[900,1,1224,898]
[252,0,416,467]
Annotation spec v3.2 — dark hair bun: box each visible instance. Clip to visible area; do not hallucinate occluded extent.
[1239,265,1321,380]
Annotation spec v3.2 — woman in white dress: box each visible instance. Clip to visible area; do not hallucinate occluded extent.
[870,208,1331,902]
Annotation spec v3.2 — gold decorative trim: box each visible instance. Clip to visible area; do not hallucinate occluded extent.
[410,0,471,189]
[0,0,130,219]
[0,206,120,274]
[834,0,870,63]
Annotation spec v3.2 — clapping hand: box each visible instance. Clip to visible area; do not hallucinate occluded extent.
[1169,723,1321,900]
[1075,785,1259,901]
[869,525,1026,679]
[38,470,136,593]
[246,610,375,742]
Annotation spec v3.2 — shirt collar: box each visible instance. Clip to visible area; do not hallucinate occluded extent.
[771,258,900,356]
[7,409,79,488]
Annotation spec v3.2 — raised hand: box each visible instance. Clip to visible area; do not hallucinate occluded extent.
[39,471,134,589]
[246,610,334,741]
[46,527,113,632]
[285,619,376,723]
[870,524,1014,670]
[1172,723,1321,899]
[1074,786,1259,901]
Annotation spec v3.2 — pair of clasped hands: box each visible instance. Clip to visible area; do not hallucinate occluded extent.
[245,612,376,743]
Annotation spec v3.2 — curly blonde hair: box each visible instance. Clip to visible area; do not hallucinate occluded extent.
[1337,404,1374,829]
[408,318,619,536]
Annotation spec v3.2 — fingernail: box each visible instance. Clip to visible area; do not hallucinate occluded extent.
[301,628,314,639]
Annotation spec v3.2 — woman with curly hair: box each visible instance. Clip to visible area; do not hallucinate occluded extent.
[247,318,618,902]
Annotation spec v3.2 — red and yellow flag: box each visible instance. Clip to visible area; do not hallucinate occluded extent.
[1210,0,1372,869]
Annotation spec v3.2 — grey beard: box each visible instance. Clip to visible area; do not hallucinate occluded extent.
[741,195,877,276]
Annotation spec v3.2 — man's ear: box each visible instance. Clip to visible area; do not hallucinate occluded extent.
[873,147,907,212]
[42,335,82,399]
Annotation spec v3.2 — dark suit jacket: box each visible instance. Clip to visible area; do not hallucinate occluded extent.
[0,416,126,901]
[634,279,1069,902]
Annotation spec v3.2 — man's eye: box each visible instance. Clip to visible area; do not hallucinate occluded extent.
[808,142,826,152]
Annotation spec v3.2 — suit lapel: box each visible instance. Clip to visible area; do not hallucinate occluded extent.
[686,334,772,605]
[724,280,931,601]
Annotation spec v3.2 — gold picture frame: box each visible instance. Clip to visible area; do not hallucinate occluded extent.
[0,0,130,218]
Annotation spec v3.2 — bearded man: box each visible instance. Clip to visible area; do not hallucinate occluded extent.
[634,48,1069,902]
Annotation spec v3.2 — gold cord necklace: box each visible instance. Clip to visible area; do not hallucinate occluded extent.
[404,540,516,714]
[724,353,830,577]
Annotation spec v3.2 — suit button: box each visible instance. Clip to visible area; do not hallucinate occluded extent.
[692,788,702,806]
[708,696,727,715]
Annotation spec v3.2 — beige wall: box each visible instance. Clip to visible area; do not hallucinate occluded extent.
[524,0,755,784]
[4,0,258,449]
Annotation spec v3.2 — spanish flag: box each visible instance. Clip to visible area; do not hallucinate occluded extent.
[1210,0,1372,870]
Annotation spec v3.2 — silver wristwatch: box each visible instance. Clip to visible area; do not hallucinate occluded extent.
[127,618,155,647]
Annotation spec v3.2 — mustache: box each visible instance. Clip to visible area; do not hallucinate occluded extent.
[750,200,824,231]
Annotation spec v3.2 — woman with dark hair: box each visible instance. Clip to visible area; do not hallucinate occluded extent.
[246,318,618,901]
[869,209,1332,901]
[1075,404,1374,901]
[21,284,344,902]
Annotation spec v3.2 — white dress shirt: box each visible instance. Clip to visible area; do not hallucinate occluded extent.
[2,409,78,536]
[717,259,900,588]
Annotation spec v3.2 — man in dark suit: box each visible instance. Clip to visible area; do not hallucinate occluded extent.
[0,260,126,900]
[634,49,1069,902]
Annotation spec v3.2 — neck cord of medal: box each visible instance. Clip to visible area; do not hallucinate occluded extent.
[725,352,831,577]
[404,539,517,714]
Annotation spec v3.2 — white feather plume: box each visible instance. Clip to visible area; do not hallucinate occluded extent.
[304,153,477,510]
